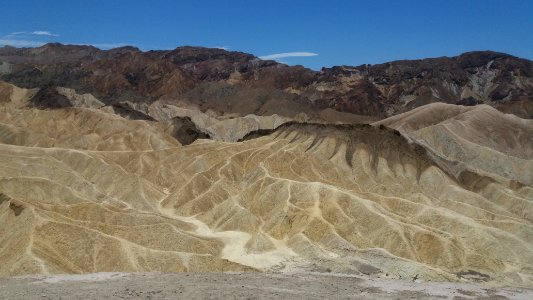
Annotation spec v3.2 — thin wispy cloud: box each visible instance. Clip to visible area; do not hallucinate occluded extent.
[88,43,131,49]
[0,30,60,48]
[0,35,136,50]
[0,39,46,47]
[32,31,59,37]
[259,52,318,60]
[213,46,230,51]
[10,31,60,37]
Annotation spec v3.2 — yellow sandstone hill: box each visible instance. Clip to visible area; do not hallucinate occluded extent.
[0,82,532,287]
[375,102,533,186]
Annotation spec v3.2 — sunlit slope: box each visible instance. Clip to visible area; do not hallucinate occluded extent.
[0,101,531,287]
[375,103,533,185]
[0,81,532,286]
[158,123,533,283]
[0,108,180,151]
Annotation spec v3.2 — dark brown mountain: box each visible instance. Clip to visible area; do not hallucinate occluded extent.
[0,43,531,119]
[312,51,533,117]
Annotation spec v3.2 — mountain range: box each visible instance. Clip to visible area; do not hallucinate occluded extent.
[1,43,532,119]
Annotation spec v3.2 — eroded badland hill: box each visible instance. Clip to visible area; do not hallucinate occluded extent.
[0,45,532,294]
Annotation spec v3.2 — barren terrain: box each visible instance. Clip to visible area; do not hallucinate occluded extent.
[1,272,532,300]
[0,45,532,298]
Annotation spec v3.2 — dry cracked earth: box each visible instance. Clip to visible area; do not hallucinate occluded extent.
[0,48,532,299]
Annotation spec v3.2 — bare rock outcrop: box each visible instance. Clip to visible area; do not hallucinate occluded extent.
[1,44,531,119]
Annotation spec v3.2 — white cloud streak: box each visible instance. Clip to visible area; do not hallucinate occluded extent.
[10,31,59,37]
[88,43,130,49]
[0,39,134,50]
[259,52,318,60]
[213,46,230,50]
[32,31,59,37]
[0,30,60,47]
[0,39,46,47]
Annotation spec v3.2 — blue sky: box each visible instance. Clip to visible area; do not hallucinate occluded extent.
[1,0,532,70]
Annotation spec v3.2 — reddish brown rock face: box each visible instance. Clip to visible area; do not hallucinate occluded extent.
[0,43,532,118]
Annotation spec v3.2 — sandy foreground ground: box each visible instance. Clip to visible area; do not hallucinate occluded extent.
[0,272,531,300]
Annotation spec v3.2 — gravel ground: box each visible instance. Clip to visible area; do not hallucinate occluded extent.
[0,272,531,299]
